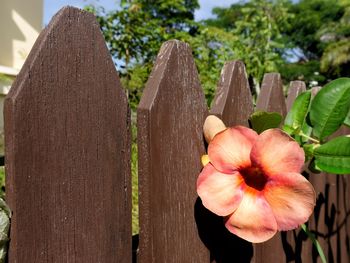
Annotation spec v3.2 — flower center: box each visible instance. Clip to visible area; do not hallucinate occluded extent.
[241,167,267,191]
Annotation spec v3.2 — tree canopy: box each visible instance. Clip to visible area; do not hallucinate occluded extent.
[86,0,350,109]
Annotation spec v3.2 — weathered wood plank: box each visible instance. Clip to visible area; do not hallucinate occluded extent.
[308,125,350,263]
[276,85,350,263]
[205,60,254,263]
[256,73,287,117]
[281,81,310,263]
[137,40,209,262]
[253,73,288,263]
[210,60,254,126]
[4,7,131,262]
[337,158,350,263]
[303,87,349,263]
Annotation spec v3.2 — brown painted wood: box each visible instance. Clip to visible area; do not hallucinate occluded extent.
[4,7,131,262]
[286,81,306,112]
[310,126,350,263]
[210,60,254,127]
[282,87,350,263]
[253,73,288,263]
[337,152,350,263]
[256,73,287,117]
[305,88,350,263]
[137,40,209,262]
[282,85,321,263]
[206,60,254,263]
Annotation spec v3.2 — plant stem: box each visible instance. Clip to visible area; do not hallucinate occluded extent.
[301,224,327,263]
[299,132,320,144]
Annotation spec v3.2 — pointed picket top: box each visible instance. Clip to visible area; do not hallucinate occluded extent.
[256,73,287,117]
[138,40,209,262]
[210,61,254,127]
[286,81,306,112]
[253,73,288,262]
[5,7,131,262]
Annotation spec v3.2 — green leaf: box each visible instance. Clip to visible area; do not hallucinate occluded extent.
[344,110,350,128]
[300,122,313,143]
[308,158,322,174]
[303,144,315,160]
[310,78,350,141]
[284,90,312,130]
[249,111,283,134]
[314,136,350,174]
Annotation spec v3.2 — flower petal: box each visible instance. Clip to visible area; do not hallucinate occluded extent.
[264,172,316,231]
[208,126,258,173]
[250,129,304,175]
[197,163,244,216]
[225,190,278,243]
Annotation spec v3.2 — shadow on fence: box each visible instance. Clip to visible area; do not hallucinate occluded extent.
[3,6,350,263]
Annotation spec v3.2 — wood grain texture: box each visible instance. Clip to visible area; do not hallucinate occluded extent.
[306,88,349,263]
[307,126,350,263]
[4,7,131,262]
[253,74,288,263]
[137,40,209,262]
[286,81,306,112]
[256,73,287,117]
[283,81,313,263]
[206,60,254,263]
[210,61,254,127]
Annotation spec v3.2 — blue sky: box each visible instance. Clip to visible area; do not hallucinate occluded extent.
[44,0,238,25]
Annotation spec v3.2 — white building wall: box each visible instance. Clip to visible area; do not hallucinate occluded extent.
[0,0,43,153]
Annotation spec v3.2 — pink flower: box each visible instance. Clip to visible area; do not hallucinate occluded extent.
[197,119,316,243]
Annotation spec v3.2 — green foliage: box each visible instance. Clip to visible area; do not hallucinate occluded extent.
[283,77,350,175]
[86,1,216,109]
[0,74,12,85]
[321,40,350,73]
[344,110,350,127]
[131,121,139,235]
[230,0,291,92]
[87,0,296,106]
[249,111,282,134]
[278,0,349,85]
[177,26,237,105]
[282,76,350,258]
[314,136,350,174]
[286,0,345,60]
[309,78,350,140]
[278,61,326,87]
[320,4,350,74]
[284,90,311,133]
[204,0,291,94]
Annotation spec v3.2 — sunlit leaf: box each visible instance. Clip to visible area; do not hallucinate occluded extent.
[309,78,350,141]
[314,136,350,174]
[284,90,311,130]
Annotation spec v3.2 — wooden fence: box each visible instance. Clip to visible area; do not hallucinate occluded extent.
[3,6,350,263]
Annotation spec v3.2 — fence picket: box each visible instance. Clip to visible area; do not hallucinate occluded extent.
[253,73,288,262]
[137,40,209,262]
[308,126,350,263]
[256,73,287,117]
[205,60,254,263]
[210,61,254,126]
[3,6,350,261]
[4,7,131,262]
